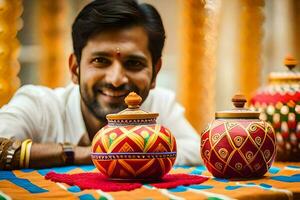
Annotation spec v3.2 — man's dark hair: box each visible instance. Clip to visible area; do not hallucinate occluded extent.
[72,0,165,66]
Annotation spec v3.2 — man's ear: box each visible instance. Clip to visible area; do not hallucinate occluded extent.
[150,58,162,89]
[69,53,79,84]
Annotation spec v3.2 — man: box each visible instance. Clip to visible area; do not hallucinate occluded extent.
[0,0,201,170]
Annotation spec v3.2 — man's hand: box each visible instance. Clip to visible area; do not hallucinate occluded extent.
[74,145,92,165]
[29,143,92,168]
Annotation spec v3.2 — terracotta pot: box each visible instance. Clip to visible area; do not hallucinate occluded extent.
[250,56,300,161]
[201,94,276,178]
[91,92,177,180]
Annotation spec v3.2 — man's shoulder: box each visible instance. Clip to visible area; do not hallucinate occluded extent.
[16,83,76,97]
[12,83,78,106]
[17,84,54,94]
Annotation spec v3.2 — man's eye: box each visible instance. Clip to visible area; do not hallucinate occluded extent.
[92,57,110,65]
[125,60,145,70]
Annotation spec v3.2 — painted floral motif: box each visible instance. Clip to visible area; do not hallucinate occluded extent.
[233,136,244,147]
[218,148,228,159]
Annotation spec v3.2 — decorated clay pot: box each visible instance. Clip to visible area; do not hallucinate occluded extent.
[250,56,300,161]
[91,92,177,180]
[201,94,276,178]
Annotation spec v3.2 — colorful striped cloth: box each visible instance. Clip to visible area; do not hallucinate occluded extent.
[0,162,300,199]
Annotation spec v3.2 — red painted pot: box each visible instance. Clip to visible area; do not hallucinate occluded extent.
[201,94,276,178]
[250,56,300,161]
[91,92,177,180]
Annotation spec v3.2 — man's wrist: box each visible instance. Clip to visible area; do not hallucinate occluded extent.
[61,143,74,165]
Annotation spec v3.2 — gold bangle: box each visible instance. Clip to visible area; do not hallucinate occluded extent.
[19,139,31,168]
[24,141,32,168]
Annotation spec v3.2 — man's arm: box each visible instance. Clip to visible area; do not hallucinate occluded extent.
[30,143,92,168]
[0,86,92,169]
[0,138,92,169]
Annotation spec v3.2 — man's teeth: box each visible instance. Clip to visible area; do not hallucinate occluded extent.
[101,90,128,97]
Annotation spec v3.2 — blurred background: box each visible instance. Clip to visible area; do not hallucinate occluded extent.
[1,0,300,133]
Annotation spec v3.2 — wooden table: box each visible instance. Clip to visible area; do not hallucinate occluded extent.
[0,162,299,200]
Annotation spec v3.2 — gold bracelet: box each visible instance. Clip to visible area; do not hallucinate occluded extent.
[24,141,32,168]
[19,139,31,168]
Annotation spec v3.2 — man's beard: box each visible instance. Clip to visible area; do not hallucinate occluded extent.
[80,82,150,120]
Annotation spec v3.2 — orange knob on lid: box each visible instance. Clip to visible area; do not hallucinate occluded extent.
[125,92,142,109]
[232,94,247,108]
[284,55,298,70]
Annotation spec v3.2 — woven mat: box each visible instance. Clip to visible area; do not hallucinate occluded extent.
[45,172,208,192]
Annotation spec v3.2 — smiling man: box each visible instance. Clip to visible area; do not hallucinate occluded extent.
[0,0,201,170]
[75,26,157,137]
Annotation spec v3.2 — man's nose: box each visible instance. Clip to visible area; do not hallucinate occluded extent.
[106,61,129,87]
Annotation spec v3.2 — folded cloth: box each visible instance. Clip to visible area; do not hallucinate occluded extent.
[45,172,208,192]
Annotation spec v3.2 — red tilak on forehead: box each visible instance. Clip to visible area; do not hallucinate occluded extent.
[116,47,121,57]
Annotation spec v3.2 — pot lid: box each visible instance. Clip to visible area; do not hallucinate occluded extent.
[215,94,260,119]
[106,92,159,120]
[269,55,300,83]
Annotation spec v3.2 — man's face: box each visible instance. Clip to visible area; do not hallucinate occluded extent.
[77,26,159,119]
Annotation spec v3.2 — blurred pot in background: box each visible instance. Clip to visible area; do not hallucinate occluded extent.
[251,56,300,161]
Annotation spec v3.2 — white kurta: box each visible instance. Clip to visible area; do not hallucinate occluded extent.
[0,84,202,165]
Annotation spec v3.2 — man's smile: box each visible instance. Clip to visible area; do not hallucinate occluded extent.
[98,88,129,103]
[100,88,129,97]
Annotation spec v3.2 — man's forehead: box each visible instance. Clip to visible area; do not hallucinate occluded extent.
[88,26,148,44]
[83,26,151,57]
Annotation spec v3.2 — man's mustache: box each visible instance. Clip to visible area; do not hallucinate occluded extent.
[95,83,138,93]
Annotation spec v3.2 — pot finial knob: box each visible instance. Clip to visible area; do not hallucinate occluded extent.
[232,94,247,108]
[284,55,298,70]
[125,92,142,109]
